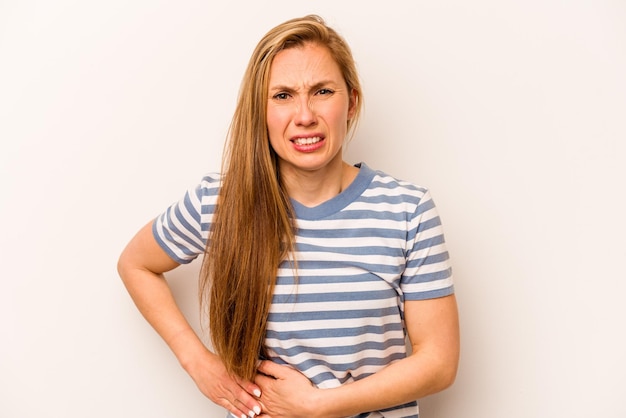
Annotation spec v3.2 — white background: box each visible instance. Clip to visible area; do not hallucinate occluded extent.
[1,1,625,417]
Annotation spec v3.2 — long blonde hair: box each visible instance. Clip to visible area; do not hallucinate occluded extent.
[200,14,363,381]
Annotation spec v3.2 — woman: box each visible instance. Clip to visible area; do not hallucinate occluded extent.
[118,15,459,418]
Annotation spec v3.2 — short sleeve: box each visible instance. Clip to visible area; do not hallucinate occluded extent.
[152,173,221,264]
[400,189,454,300]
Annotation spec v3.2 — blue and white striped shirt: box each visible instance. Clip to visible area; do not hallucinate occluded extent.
[154,163,454,418]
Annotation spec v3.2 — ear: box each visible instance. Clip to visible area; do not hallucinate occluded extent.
[347,88,358,120]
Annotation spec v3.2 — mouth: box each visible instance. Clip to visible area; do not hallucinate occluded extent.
[291,136,323,146]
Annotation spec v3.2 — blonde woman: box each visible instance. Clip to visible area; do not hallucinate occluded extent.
[118,15,459,418]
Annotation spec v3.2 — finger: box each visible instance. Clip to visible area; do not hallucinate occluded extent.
[231,377,263,415]
[254,401,271,418]
[220,401,261,418]
[236,376,263,399]
[214,383,260,418]
[254,371,275,390]
[256,360,286,379]
[234,398,262,418]
[222,400,252,418]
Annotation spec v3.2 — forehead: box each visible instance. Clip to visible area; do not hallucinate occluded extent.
[268,43,344,87]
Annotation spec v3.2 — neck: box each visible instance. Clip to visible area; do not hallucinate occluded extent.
[280,159,358,207]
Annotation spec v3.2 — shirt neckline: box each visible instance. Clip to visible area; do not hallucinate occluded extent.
[290,162,375,220]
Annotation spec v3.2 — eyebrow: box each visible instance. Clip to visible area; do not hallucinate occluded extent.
[268,80,337,93]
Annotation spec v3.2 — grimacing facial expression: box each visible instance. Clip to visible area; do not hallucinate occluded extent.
[266,43,356,177]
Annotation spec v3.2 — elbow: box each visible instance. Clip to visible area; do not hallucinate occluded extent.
[117,251,128,282]
[117,247,135,287]
[423,350,459,395]
[433,351,460,393]
[437,362,458,391]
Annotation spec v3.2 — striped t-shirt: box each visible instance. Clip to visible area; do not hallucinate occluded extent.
[153,162,454,418]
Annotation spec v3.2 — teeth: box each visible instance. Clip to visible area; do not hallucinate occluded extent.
[293,137,321,145]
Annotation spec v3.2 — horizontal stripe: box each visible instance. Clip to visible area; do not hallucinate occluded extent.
[265,330,405,350]
[266,322,404,340]
[153,163,451,417]
[266,338,407,357]
[272,279,396,296]
[272,288,398,304]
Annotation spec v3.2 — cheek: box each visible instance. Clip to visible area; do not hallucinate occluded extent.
[266,106,289,133]
[326,103,350,130]
[266,111,277,133]
[266,110,285,151]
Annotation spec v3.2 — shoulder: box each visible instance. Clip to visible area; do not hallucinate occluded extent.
[198,172,223,190]
[188,172,223,201]
[361,163,431,204]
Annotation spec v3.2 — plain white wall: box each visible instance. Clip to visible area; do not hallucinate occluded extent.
[1,1,624,417]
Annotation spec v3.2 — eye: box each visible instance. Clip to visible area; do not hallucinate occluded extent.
[317,88,334,96]
[273,92,291,100]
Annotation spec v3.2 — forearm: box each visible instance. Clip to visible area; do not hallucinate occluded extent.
[315,296,459,417]
[118,222,263,418]
[255,346,457,418]
[313,350,456,417]
[119,264,209,367]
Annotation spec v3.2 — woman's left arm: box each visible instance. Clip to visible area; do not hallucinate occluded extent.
[255,294,460,418]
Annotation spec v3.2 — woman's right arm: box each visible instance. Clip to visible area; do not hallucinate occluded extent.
[117,220,262,418]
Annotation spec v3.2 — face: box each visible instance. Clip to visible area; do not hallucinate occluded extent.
[266,43,356,179]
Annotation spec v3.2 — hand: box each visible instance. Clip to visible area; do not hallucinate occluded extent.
[185,351,263,418]
[254,360,320,418]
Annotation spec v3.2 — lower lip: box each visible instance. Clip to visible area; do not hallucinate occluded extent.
[292,139,325,153]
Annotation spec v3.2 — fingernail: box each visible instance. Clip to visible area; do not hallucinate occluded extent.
[253,389,261,397]
[253,406,261,415]
[241,414,246,418]
[248,411,255,417]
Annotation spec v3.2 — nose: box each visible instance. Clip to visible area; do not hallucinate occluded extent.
[294,97,317,127]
